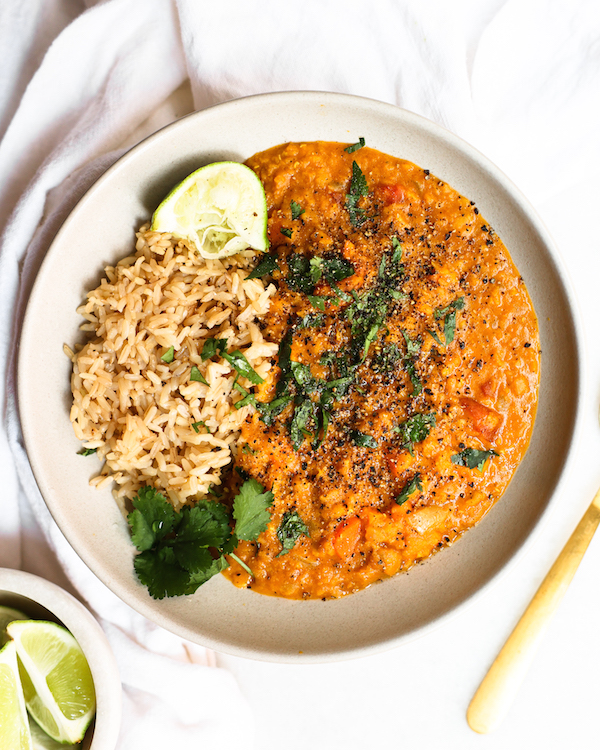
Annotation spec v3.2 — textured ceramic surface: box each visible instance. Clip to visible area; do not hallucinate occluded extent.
[17,92,583,662]
[0,569,121,749]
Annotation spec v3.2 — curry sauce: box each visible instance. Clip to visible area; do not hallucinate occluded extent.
[223,141,540,599]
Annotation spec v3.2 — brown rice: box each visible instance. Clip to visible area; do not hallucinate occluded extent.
[66,226,277,509]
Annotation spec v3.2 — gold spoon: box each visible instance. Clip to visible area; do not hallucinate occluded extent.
[467,484,600,733]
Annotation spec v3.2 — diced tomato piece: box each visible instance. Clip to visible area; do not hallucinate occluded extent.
[386,450,414,479]
[333,516,362,559]
[460,397,503,441]
[375,184,405,206]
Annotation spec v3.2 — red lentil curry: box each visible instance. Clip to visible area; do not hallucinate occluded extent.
[223,141,540,600]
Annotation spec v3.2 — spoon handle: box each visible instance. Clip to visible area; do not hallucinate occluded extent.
[467,485,600,734]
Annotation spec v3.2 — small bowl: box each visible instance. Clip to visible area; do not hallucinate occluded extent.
[0,568,121,749]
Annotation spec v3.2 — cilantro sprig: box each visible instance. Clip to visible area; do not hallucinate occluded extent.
[128,482,274,599]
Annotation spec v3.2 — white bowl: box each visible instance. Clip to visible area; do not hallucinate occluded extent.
[0,568,121,748]
[17,92,584,662]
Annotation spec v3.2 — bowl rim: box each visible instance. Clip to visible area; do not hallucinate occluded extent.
[17,90,586,662]
[0,568,122,747]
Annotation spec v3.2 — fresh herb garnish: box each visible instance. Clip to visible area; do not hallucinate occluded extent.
[242,444,258,455]
[392,236,403,263]
[350,430,378,448]
[161,346,175,363]
[201,338,263,384]
[276,510,309,556]
[232,379,257,409]
[128,487,232,599]
[246,254,279,280]
[285,252,354,296]
[281,227,293,239]
[191,420,208,434]
[434,297,465,345]
[127,480,274,599]
[308,294,327,311]
[396,474,423,505]
[190,366,208,384]
[372,342,401,373]
[451,447,499,470]
[394,413,435,454]
[290,200,305,220]
[344,137,365,154]
[78,447,97,456]
[232,478,275,540]
[345,160,369,227]
[298,312,326,328]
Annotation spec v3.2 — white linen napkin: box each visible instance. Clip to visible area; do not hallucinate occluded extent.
[1,0,599,747]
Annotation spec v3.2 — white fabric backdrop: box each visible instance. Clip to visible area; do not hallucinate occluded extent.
[1,1,599,747]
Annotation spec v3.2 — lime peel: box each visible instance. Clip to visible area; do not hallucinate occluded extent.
[6,621,96,745]
[151,161,268,259]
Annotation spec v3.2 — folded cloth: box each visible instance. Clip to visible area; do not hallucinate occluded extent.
[1,0,599,747]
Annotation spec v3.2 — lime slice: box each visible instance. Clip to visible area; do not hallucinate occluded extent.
[151,161,268,259]
[6,621,96,745]
[0,641,32,750]
[0,605,28,646]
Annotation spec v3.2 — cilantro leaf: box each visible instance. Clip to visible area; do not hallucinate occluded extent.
[396,474,423,505]
[201,338,263,384]
[246,254,279,280]
[308,294,327,311]
[184,556,229,593]
[323,256,354,282]
[290,200,305,220]
[190,366,208,384]
[434,297,465,345]
[257,395,293,425]
[191,420,208,433]
[78,447,98,456]
[134,548,192,600]
[277,510,309,556]
[281,227,293,239]
[345,160,369,227]
[350,430,378,448]
[394,413,436,454]
[128,487,178,552]
[310,256,324,284]
[221,349,264,384]
[298,312,326,328]
[161,346,175,363]
[233,479,274,541]
[286,253,313,293]
[392,236,403,263]
[451,447,499,470]
[344,137,365,154]
[290,398,317,450]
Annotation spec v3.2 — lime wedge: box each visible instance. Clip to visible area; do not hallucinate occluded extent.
[151,161,268,259]
[29,718,77,750]
[6,621,96,745]
[0,641,32,750]
[0,605,28,646]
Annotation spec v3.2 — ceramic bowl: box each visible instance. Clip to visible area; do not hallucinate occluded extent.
[17,92,583,662]
[0,568,121,748]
